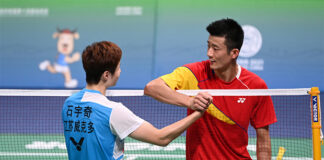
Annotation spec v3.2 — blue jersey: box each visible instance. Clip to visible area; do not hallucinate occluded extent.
[62,89,144,160]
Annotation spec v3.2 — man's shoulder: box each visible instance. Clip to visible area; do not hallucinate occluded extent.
[64,90,83,103]
[182,60,210,75]
[181,60,212,80]
[78,91,122,109]
[183,60,209,69]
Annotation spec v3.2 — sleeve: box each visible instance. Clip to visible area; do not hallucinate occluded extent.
[160,66,199,90]
[109,103,144,139]
[250,82,277,128]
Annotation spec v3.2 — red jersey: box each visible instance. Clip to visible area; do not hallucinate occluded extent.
[161,60,277,160]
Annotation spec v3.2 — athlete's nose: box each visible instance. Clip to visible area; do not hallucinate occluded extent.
[207,48,213,58]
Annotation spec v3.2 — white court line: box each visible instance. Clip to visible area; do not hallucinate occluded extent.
[0,152,322,160]
[0,152,67,156]
[125,154,185,160]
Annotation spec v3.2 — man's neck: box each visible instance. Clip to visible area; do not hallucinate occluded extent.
[213,63,238,82]
[86,84,107,95]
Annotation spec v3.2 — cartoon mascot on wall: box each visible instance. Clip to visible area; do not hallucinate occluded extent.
[39,28,80,88]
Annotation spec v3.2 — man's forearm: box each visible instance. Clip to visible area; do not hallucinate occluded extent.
[257,145,271,160]
[144,78,191,107]
[256,126,271,160]
[129,111,203,147]
[158,111,203,145]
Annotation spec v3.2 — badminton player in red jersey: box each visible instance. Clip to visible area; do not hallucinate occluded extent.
[145,18,277,160]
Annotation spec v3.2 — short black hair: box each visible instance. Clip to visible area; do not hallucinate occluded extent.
[206,18,244,52]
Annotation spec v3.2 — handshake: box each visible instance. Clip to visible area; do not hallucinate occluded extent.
[188,92,213,112]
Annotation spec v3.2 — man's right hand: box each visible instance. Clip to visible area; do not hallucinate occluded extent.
[188,92,213,112]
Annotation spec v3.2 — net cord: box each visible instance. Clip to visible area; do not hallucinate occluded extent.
[0,88,311,97]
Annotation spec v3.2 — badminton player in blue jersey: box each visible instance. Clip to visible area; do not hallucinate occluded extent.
[62,41,212,160]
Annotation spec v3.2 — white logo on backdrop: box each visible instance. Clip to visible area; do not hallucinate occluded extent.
[238,25,264,71]
[240,25,262,58]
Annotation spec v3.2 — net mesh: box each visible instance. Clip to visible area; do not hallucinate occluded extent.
[0,89,322,160]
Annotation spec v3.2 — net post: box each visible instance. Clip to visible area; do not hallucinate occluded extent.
[309,87,321,160]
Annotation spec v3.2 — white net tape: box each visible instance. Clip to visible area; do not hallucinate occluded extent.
[0,88,311,97]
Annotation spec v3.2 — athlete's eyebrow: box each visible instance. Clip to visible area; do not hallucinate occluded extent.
[207,41,219,48]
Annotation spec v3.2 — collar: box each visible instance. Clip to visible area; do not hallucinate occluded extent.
[236,64,241,79]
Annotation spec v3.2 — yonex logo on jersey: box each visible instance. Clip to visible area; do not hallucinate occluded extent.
[237,98,246,103]
[70,137,84,151]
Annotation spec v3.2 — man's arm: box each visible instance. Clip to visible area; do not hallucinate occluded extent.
[129,111,204,146]
[256,126,271,160]
[144,78,212,111]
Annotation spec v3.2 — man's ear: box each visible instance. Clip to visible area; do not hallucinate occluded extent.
[231,48,240,59]
[102,71,111,81]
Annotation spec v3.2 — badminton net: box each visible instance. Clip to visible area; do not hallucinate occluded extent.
[0,88,321,160]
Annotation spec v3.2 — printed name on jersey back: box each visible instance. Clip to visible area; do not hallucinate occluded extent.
[63,105,95,134]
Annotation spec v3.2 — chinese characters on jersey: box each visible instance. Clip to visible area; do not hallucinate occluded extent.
[64,105,94,133]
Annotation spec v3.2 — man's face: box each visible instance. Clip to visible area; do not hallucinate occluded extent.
[110,62,121,86]
[207,35,235,71]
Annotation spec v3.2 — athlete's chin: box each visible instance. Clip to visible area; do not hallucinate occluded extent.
[110,79,119,87]
[209,64,218,70]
